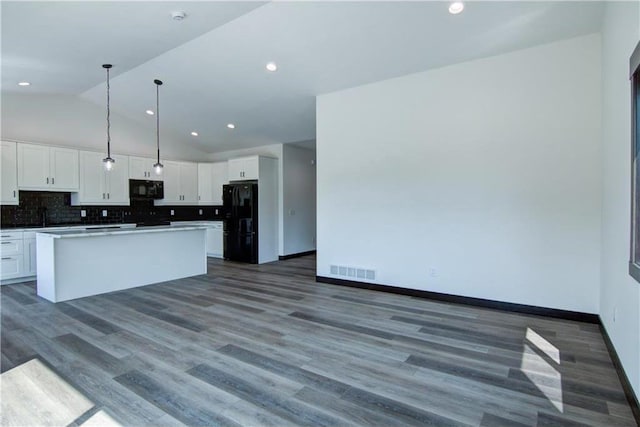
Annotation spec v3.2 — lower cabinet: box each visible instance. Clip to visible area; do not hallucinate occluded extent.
[23,235,37,276]
[207,222,223,258]
[1,232,25,281]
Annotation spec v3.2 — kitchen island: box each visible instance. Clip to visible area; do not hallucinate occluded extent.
[36,225,207,302]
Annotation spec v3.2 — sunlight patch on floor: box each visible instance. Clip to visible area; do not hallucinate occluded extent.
[521,328,563,413]
[81,409,122,426]
[1,359,95,426]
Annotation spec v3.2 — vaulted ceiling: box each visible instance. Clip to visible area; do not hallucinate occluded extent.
[2,1,604,159]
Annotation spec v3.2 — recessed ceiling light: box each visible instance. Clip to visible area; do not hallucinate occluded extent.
[191,131,199,136]
[265,62,278,72]
[449,2,464,14]
[146,110,154,115]
[18,81,30,86]
[227,123,235,129]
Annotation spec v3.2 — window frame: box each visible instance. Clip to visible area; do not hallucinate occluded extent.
[629,40,640,283]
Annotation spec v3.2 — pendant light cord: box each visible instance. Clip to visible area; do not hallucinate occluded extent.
[156,81,160,163]
[106,66,111,157]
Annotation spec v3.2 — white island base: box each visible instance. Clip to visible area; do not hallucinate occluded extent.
[36,226,207,303]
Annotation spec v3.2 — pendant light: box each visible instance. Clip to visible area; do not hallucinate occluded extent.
[153,79,164,175]
[102,64,115,171]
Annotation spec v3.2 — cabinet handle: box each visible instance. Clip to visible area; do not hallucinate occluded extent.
[103,193,105,199]
[107,193,110,199]
[0,235,11,238]
[198,195,200,200]
[46,177,49,184]
[13,190,16,198]
[52,177,55,184]
[1,242,11,245]
[1,257,11,260]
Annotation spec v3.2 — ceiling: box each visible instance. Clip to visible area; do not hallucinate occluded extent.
[2,1,604,156]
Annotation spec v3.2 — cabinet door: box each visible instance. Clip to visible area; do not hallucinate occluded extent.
[23,238,36,276]
[1,141,18,205]
[227,158,244,181]
[156,160,180,204]
[228,157,259,181]
[241,157,259,180]
[211,162,228,205]
[129,156,154,179]
[17,143,49,189]
[198,163,213,204]
[76,151,107,204]
[50,147,79,190]
[180,162,198,204]
[106,155,130,205]
[1,256,23,280]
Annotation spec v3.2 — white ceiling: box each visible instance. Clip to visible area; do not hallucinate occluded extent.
[2,1,604,155]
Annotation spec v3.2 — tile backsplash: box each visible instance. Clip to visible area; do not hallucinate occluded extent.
[0,191,224,228]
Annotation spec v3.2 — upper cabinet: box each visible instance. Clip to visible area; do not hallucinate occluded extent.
[154,160,198,205]
[71,151,129,206]
[228,156,259,181]
[17,143,79,191]
[1,141,19,205]
[198,162,228,205]
[129,156,159,180]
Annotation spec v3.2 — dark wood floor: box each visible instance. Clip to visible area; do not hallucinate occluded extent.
[1,255,636,426]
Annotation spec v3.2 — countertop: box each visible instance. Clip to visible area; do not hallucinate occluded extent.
[1,220,224,233]
[38,224,209,239]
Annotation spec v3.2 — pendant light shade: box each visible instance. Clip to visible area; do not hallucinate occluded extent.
[102,64,115,171]
[153,79,164,175]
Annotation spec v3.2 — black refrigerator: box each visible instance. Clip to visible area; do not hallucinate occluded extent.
[223,183,258,263]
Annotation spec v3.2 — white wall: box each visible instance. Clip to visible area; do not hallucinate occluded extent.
[317,34,602,313]
[600,1,640,399]
[282,144,316,256]
[1,93,210,161]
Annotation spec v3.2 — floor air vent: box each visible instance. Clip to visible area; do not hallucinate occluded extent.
[329,265,375,281]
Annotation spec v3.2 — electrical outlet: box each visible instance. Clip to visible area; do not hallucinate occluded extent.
[289,209,295,216]
[80,210,86,218]
[101,210,107,217]
[215,208,219,215]
[429,267,438,278]
[199,209,203,215]
[170,210,175,216]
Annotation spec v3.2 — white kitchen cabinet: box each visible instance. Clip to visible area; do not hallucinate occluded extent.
[155,161,198,205]
[129,156,158,180]
[24,237,36,276]
[17,143,79,191]
[1,232,24,281]
[71,151,130,206]
[208,221,224,258]
[1,141,19,205]
[198,163,213,204]
[228,156,259,181]
[198,162,227,205]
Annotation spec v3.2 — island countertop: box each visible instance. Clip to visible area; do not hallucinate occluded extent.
[38,224,207,239]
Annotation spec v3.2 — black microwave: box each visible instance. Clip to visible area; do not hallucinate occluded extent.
[129,179,164,199]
